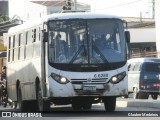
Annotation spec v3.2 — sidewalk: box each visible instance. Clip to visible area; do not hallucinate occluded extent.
[117,99,160,109]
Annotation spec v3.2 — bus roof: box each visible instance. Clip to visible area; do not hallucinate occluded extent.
[45,12,121,20]
[8,12,121,34]
[128,58,160,63]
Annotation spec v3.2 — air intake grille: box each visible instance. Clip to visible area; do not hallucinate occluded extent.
[71,78,108,84]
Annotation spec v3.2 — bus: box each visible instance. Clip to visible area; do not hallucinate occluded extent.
[6,12,130,112]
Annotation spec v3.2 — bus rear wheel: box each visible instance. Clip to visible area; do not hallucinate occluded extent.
[17,86,28,111]
[36,84,50,112]
[103,97,116,112]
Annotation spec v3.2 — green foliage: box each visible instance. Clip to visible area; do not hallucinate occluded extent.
[0,14,9,22]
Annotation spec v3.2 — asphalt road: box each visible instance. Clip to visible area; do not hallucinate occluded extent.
[0,94,160,119]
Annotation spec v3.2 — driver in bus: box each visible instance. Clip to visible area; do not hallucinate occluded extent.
[55,34,67,63]
[95,34,107,50]
[50,32,56,48]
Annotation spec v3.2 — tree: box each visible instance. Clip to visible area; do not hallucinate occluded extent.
[62,0,72,10]
[0,14,9,22]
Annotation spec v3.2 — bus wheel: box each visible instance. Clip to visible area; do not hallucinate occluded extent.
[151,94,158,100]
[13,102,17,109]
[17,86,27,111]
[83,103,92,110]
[133,88,139,99]
[3,95,8,108]
[83,99,92,110]
[103,97,116,112]
[72,103,82,110]
[36,84,50,112]
[72,99,83,110]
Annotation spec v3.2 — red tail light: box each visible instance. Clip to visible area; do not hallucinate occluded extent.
[153,83,160,87]
[140,81,145,89]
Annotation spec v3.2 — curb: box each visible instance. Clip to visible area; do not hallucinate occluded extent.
[116,100,160,109]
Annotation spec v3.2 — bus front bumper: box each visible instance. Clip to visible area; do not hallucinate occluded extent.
[48,77,128,97]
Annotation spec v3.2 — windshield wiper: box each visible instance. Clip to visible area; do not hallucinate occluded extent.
[93,45,110,64]
[69,45,84,63]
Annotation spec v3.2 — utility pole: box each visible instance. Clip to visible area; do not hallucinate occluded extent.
[152,0,155,19]
[74,0,77,10]
[140,12,142,23]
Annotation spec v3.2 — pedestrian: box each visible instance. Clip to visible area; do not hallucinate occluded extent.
[0,66,6,105]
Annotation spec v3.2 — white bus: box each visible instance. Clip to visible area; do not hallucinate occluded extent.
[6,12,130,112]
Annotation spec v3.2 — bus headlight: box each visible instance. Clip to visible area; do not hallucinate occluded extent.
[50,73,69,84]
[110,71,126,84]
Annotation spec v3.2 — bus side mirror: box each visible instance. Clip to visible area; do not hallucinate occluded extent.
[43,32,48,42]
[125,31,130,43]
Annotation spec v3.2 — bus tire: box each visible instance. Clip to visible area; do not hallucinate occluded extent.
[13,101,17,109]
[72,99,83,110]
[103,97,116,112]
[17,86,27,111]
[82,99,92,110]
[83,103,92,110]
[36,84,50,112]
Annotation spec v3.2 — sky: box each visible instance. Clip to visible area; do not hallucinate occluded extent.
[8,0,153,19]
[78,0,153,18]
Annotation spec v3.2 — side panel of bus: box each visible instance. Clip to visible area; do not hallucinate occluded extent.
[7,25,43,101]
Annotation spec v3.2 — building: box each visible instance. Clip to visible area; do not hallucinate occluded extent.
[0,0,89,72]
[155,0,160,57]
[0,0,8,16]
[7,0,157,59]
[0,1,9,72]
[0,1,22,73]
[123,17,156,58]
[9,0,90,22]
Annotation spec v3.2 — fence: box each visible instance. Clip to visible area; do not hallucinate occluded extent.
[130,51,160,58]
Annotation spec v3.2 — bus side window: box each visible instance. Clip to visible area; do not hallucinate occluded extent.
[25,30,33,59]
[24,31,28,59]
[19,33,25,60]
[8,36,11,62]
[27,30,32,44]
[32,28,36,42]
[39,27,41,41]
[36,27,40,41]
[12,35,15,61]
[14,34,19,61]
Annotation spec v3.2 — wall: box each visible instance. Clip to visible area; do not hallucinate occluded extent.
[9,0,47,21]
[155,0,160,57]
[129,28,156,43]
[9,0,90,22]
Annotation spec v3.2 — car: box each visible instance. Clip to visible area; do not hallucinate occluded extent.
[128,58,160,100]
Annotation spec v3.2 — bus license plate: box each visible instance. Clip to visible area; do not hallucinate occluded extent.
[83,86,96,91]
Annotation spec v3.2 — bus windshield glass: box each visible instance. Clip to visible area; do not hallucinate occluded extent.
[48,19,126,64]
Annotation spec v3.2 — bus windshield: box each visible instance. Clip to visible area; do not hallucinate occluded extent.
[48,19,126,64]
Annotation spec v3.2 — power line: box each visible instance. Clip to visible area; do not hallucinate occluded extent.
[95,0,144,11]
